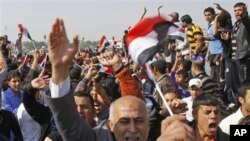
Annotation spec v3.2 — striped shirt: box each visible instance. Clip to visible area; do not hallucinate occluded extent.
[186,24,207,54]
[231,21,240,60]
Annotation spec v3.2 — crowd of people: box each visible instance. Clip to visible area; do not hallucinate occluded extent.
[0,2,250,141]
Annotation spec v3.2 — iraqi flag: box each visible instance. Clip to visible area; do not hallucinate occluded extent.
[17,24,32,40]
[97,35,110,53]
[126,16,178,66]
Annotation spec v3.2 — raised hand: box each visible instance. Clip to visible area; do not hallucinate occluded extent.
[97,50,122,70]
[157,115,195,141]
[48,18,78,84]
[158,5,163,10]
[214,3,223,11]
[48,18,78,68]
[31,75,50,89]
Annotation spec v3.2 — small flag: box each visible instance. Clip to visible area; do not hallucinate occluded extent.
[97,35,110,53]
[17,24,32,40]
[23,54,29,66]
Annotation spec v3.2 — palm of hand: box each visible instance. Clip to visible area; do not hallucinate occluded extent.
[31,77,47,89]
[48,18,78,67]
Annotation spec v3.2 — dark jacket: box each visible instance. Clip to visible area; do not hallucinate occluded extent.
[230,15,250,60]
[22,69,53,141]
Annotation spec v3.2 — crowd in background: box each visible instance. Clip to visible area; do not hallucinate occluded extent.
[0,2,250,141]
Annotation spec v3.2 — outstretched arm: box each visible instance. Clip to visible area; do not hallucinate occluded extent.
[47,18,95,141]
[158,5,163,17]
[140,7,147,20]
[48,18,78,85]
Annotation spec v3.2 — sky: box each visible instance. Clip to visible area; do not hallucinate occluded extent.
[0,0,249,42]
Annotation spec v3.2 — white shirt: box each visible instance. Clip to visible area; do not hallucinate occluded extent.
[49,76,70,98]
[219,108,244,135]
[182,96,193,121]
[17,103,41,141]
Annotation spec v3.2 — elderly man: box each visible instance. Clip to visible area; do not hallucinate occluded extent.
[45,18,148,141]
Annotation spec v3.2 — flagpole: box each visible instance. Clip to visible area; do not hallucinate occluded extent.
[145,63,174,116]
[31,40,37,50]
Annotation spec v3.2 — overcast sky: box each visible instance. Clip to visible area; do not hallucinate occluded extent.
[0,0,249,42]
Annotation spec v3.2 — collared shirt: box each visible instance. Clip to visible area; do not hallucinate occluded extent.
[207,22,223,54]
[1,88,24,115]
[49,76,71,98]
[219,108,244,135]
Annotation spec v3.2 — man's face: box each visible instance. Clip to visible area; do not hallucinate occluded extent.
[74,96,96,127]
[196,105,220,137]
[175,74,186,85]
[204,12,214,23]
[239,90,250,116]
[109,101,149,141]
[189,86,202,99]
[8,76,21,93]
[234,6,246,21]
[164,92,179,106]
[90,89,110,115]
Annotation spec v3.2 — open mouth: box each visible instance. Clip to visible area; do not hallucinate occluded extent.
[208,123,217,132]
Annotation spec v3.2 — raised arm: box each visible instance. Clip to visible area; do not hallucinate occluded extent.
[158,5,163,17]
[47,18,95,141]
[140,7,147,21]
[97,50,143,99]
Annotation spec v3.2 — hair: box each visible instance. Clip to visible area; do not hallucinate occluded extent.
[192,94,219,121]
[238,81,250,99]
[181,14,192,24]
[164,88,181,98]
[182,60,192,71]
[150,60,168,74]
[69,67,81,80]
[176,69,188,78]
[217,11,230,28]
[73,92,95,109]
[6,70,21,81]
[204,7,215,15]
[166,62,173,73]
[192,60,205,71]
[234,2,246,8]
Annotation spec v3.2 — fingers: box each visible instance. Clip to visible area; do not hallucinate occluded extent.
[161,114,186,133]
[158,115,195,141]
[73,35,79,49]
[158,121,195,141]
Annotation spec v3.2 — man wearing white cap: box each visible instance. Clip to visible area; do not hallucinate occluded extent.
[182,78,203,121]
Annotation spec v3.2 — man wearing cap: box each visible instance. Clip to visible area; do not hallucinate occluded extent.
[182,78,203,121]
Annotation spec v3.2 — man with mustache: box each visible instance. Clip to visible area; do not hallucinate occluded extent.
[45,18,148,141]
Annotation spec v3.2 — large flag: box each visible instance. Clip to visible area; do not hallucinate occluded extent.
[17,24,32,40]
[126,16,178,66]
[97,35,110,53]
